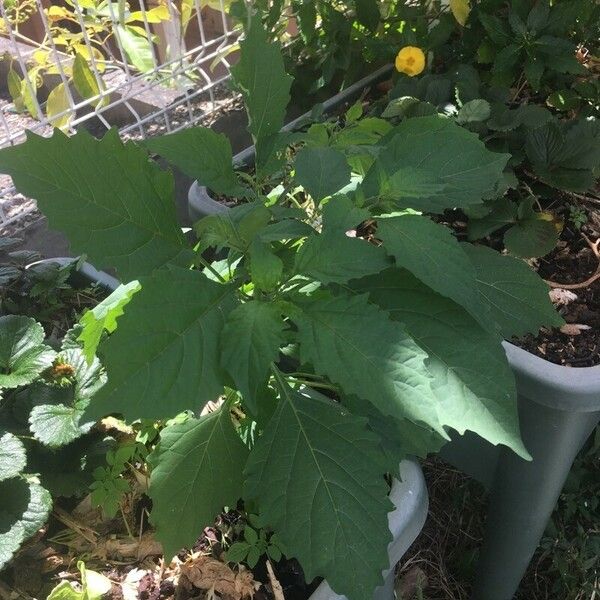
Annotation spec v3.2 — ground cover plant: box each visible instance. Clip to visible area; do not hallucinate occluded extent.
[0,253,110,570]
[0,11,565,600]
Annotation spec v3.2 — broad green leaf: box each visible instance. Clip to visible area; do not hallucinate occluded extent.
[355,0,380,30]
[0,477,52,570]
[149,406,249,559]
[353,269,528,458]
[72,53,101,103]
[456,99,491,124]
[231,15,292,163]
[244,372,392,600]
[258,219,315,242]
[85,266,236,422]
[116,24,154,72]
[341,395,445,474]
[46,83,71,130]
[220,301,285,412]
[295,232,390,284]
[321,194,370,233]
[78,281,141,364]
[0,432,26,481]
[294,146,351,201]
[450,0,470,25]
[145,128,244,196]
[293,292,445,435]
[463,244,563,337]
[195,203,271,252]
[467,199,516,240]
[380,167,447,199]
[0,316,55,389]
[249,240,283,292]
[361,116,509,212]
[504,219,559,258]
[0,129,192,281]
[29,349,105,447]
[378,216,487,327]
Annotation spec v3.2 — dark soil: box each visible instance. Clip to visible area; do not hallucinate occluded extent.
[512,210,600,367]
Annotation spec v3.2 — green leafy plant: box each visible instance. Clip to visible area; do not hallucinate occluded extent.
[441,0,598,96]
[226,514,285,568]
[0,315,106,570]
[382,61,600,258]
[0,14,564,598]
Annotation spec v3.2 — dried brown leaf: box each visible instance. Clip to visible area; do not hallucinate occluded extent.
[180,553,259,600]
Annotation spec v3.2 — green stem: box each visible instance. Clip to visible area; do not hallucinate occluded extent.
[196,254,227,283]
[285,378,339,392]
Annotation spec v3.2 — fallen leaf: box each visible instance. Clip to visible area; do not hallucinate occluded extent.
[180,553,259,600]
[266,560,284,600]
[121,568,147,600]
[549,288,578,306]
[560,323,591,336]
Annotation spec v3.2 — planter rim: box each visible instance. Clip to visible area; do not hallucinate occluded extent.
[189,65,393,224]
[27,257,120,292]
[503,341,600,413]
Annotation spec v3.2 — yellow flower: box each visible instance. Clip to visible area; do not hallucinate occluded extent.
[395,46,426,77]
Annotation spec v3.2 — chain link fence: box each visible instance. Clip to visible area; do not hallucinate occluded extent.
[0,0,243,228]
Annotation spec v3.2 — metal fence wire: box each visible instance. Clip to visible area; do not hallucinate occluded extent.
[0,0,242,227]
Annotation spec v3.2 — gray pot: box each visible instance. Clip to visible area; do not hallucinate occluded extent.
[442,341,600,600]
[188,65,393,224]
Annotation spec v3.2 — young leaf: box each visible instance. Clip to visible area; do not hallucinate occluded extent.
[249,240,283,292]
[231,14,292,164]
[449,0,470,26]
[0,432,27,481]
[78,281,141,364]
[145,128,245,196]
[0,316,55,389]
[220,301,285,413]
[378,215,488,328]
[361,116,509,212]
[85,266,237,422]
[72,53,101,103]
[293,292,445,435]
[463,244,563,337]
[29,349,105,447]
[46,83,71,130]
[0,130,192,281]
[116,24,154,72]
[352,269,528,458]
[149,406,249,559]
[294,146,351,202]
[244,372,393,600]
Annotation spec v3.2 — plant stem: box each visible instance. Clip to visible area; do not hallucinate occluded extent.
[195,254,227,283]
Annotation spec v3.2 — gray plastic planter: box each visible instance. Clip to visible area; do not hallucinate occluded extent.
[442,341,600,600]
[188,65,393,223]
